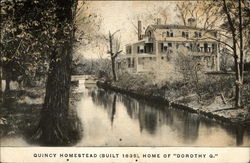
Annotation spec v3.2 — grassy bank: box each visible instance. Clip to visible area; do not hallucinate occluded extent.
[97,72,250,125]
[0,86,83,146]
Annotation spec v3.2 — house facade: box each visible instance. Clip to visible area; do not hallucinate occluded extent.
[116,18,220,74]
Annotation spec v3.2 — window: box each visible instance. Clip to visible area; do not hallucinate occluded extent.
[168,43,172,47]
[208,47,211,53]
[145,43,153,53]
[160,43,168,52]
[170,32,174,37]
[197,44,200,52]
[182,31,189,38]
[207,43,212,53]
[194,32,198,37]
[200,43,204,52]
[182,32,185,37]
[127,58,131,68]
[137,45,144,53]
[204,43,208,53]
[167,31,170,37]
[131,58,135,67]
[199,32,202,38]
[212,43,216,53]
[200,47,204,52]
[126,46,132,54]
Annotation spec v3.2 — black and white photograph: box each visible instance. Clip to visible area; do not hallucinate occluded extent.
[0,0,250,162]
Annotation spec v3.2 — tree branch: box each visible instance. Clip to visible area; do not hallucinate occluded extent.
[113,50,122,58]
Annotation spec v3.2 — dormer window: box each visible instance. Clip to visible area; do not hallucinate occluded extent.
[148,31,152,38]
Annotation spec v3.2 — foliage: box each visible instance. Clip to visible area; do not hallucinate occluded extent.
[0,0,58,86]
[143,60,183,87]
[72,57,112,79]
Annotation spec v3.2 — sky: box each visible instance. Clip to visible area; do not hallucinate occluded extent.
[77,1,178,59]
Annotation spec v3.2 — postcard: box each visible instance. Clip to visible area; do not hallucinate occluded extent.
[0,0,249,162]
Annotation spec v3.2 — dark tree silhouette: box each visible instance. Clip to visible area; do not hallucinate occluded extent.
[107,30,122,81]
[31,0,81,146]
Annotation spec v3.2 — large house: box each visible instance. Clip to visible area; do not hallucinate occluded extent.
[116,18,220,73]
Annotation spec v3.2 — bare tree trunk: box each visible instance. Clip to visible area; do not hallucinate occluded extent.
[238,0,244,108]
[111,57,117,81]
[233,46,241,108]
[108,32,120,82]
[223,0,242,108]
[0,66,2,103]
[239,0,244,82]
[194,65,201,102]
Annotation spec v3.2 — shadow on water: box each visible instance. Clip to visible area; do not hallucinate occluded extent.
[89,89,200,143]
[111,94,117,127]
[89,88,250,146]
[120,93,200,143]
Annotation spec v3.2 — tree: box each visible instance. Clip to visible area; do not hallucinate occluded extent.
[176,1,221,29]
[1,1,48,91]
[173,46,205,102]
[30,0,80,145]
[130,5,171,35]
[176,0,250,108]
[107,30,122,81]
[219,0,249,107]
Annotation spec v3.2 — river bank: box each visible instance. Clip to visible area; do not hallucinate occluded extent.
[97,80,250,127]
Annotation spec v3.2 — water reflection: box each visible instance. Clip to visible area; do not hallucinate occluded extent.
[76,84,250,146]
[1,81,250,146]
[110,94,117,126]
[235,126,244,146]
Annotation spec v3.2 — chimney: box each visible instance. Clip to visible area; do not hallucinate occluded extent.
[187,18,196,27]
[138,20,142,40]
[156,18,161,25]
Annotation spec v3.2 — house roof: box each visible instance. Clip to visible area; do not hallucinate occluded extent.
[148,24,217,32]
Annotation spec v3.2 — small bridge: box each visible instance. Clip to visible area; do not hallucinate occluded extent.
[71,75,96,81]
